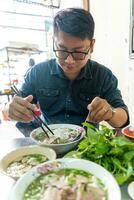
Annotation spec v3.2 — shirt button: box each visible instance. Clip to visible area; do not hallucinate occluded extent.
[66,114,70,118]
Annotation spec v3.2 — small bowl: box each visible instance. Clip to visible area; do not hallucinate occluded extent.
[30,124,86,155]
[0,145,56,180]
[122,125,134,139]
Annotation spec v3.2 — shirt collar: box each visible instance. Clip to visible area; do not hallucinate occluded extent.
[77,60,92,80]
[51,60,66,79]
[51,59,93,80]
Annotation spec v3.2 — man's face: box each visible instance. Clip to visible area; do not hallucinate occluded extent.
[54,31,95,79]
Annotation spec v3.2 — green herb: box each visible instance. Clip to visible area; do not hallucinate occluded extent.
[34,132,46,141]
[65,123,134,185]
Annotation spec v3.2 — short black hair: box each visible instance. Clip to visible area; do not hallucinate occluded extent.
[53,8,95,40]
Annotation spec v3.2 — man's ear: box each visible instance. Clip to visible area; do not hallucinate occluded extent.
[90,39,95,53]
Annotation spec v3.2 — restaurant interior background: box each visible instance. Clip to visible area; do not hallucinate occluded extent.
[0,0,134,129]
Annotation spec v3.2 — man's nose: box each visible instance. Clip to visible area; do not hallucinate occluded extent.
[65,53,75,63]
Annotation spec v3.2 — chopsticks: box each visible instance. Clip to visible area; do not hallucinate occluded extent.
[11,84,54,138]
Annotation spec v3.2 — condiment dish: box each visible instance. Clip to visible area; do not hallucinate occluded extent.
[122,125,134,139]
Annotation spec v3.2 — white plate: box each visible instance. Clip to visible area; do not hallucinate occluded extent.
[9,158,121,200]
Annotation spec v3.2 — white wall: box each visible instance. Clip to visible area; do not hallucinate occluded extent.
[90,0,134,124]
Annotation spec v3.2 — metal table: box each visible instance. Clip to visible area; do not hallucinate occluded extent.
[0,137,132,200]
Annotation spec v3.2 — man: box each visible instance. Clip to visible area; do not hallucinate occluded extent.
[5,8,129,133]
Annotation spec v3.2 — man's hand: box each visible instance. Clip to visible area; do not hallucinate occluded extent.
[86,96,113,123]
[5,95,37,122]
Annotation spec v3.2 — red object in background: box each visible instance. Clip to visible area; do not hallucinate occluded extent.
[2,110,10,121]
[12,79,19,85]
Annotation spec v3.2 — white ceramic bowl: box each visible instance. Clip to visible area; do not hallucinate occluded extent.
[9,158,121,200]
[0,145,56,180]
[30,124,86,155]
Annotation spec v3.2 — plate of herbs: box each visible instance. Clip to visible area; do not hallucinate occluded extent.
[65,122,134,185]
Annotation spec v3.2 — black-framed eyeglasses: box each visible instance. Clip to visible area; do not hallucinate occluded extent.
[53,45,91,61]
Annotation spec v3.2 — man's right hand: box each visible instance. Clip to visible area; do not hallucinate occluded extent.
[5,95,37,122]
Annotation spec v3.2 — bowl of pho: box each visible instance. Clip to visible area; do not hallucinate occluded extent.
[0,145,56,180]
[30,124,86,155]
[9,158,121,200]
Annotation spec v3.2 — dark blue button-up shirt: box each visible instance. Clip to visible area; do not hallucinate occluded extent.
[20,59,128,126]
